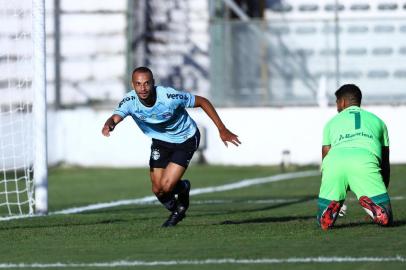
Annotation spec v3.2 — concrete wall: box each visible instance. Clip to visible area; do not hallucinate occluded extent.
[47,106,406,167]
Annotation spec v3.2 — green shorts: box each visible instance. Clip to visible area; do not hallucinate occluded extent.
[319,148,387,201]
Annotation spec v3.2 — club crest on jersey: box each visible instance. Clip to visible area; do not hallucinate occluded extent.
[151,149,160,160]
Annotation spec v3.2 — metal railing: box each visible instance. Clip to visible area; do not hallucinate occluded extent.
[210,16,406,106]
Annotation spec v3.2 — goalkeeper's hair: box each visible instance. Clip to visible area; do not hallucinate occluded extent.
[335,84,362,105]
[132,66,154,79]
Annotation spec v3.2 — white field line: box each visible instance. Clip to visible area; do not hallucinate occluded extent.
[2,171,406,222]
[1,170,317,221]
[0,256,405,268]
[50,170,320,215]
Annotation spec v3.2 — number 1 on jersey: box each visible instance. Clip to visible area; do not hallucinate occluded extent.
[350,111,361,129]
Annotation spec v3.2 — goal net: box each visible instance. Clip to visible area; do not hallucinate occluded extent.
[0,0,47,219]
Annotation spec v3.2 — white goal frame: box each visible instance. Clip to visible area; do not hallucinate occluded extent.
[32,0,48,215]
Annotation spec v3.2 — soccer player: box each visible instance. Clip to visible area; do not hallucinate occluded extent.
[317,84,392,230]
[102,67,241,227]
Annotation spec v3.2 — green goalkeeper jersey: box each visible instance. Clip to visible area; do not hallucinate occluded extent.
[323,106,389,160]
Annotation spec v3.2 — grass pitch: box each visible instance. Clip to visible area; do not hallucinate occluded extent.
[0,164,405,269]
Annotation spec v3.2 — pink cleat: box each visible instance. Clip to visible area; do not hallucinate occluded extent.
[359,196,389,226]
[320,201,341,230]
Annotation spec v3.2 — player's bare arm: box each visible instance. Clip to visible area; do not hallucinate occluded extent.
[102,114,123,137]
[321,145,331,160]
[381,146,390,188]
[194,95,241,147]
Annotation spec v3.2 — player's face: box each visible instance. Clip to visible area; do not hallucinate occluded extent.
[132,72,154,100]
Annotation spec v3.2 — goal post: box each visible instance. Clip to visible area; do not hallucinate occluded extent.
[0,0,48,218]
[32,0,48,215]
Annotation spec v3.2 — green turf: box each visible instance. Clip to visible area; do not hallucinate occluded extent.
[0,164,405,270]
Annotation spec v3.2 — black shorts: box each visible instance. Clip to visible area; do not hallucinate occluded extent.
[149,130,200,169]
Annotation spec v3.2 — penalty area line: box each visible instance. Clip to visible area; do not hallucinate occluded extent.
[0,170,319,221]
[0,256,405,268]
[50,170,320,215]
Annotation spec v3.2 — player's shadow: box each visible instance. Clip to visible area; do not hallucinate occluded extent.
[391,219,406,227]
[0,218,129,231]
[220,215,315,225]
[334,218,406,229]
[0,206,164,231]
[216,195,317,225]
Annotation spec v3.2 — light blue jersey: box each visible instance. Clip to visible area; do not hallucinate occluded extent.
[113,86,197,143]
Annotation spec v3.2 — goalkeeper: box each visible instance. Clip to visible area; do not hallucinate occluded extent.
[102,67,240,227]
[318,84,392,230]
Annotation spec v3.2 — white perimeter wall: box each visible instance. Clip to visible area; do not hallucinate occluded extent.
[47,106,406,167]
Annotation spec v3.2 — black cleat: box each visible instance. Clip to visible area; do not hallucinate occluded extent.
[161,206,186,227]
[178,180,191,210]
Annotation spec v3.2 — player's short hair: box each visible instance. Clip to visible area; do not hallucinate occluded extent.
[335,84,362,105]
[132,66,154,79]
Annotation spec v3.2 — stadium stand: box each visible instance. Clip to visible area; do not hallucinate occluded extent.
[1,0,406,107]
[263,0,406,105]
[0,0,127,107]
[145,0,210,96]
